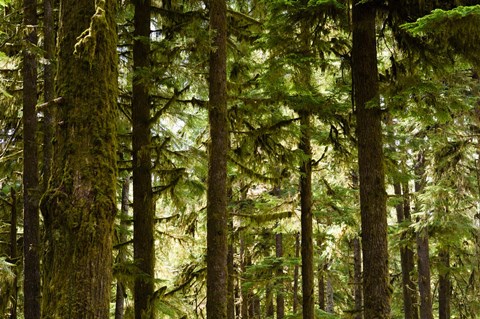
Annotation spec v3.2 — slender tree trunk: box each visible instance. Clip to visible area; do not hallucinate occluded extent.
[115,178,130,319]
[9,189,17,319]
[228,224,236,319]
[415,152,434,319]
[42,0,54,191]
[240,235,248,319]
[394,182,418,319]
[353,237,362,319]
[22,0,40,316]
[438,248,450,319]
[316,230,325,312]
[40,0,118,316]
[352,2,390,317]
[132,0,154,318]
[266,284,274,318]
[207,0,228,317]
[293,231,300,314]
[276,232,285,319]
[299,112,314,319]
[326,275,334,313]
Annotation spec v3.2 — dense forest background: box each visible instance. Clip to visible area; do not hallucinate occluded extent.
[1,0,480,318]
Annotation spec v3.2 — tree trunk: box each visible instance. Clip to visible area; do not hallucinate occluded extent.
[300,112,314,319]
[438,248,450,319]
[40,0,118,316]
[415,152,434,319]
[115,178,130,319]
[132,0,154,317]
[276,232,285,319]
[266,284,274,318]
[353,237,362,319]
[395,182,418,319]
[9,189,18,319]
[42,0,55,191]
[228,225,236,319]
[293,231,300,314]
[240,235,249,319]
[22,0,40,316]
[352,1,390,317]
[207,0,229,318]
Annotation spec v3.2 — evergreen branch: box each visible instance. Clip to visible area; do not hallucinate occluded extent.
[228,155,280,184]
[149,84,191,125]
[227,9,262,25]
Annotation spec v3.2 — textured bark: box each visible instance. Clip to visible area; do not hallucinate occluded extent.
[9,190,18,319]
[207,0,229,318]
[353,237,362,319]
[276,232,285,319]
[293,231,300,314]
[40,0,118,316]
[394,182,418,319]
[22,0,40,316]
[239,235,248,319]
[42,0,54,191]
[132,0,154,318]
[438,249,450,319]
[352,1,390,317]
[115,178,130,319]
[299,112,314,319]
[227,226,235,319]
[415,152,434,319]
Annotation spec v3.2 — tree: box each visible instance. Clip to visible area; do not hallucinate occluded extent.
[132,0,155,317]
[22,0,40,316]
[352,1,390,317]
[40,0,118,316]
[206,0,229,318]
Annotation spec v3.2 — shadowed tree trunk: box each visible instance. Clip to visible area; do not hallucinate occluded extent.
[394,182,418,319]
[227,222,235,319]
[293,231,300,314]
[132,0,154,317]
[352,1,390,317]
[276,232,285,319]
[438,248,450,319]
[415,152,434,319]
[22,0,40,316]
[9,189,18,319]
[207,0,229,317]
[115,178,130,319]
[353,237,362,319]
[299,111,314,319]
[240,235,248,319]
[40,0,118,316]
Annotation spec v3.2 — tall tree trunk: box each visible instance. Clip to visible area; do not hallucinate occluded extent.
[40,0,118,316]
[115,178,130,319]
[438,248,450,319]
[352,1,390,317]
[316,230,325,312]
[415,152,434,319]
[276,232,285,319]
[207,0,228,317]
[240,235,249,319]
[353,237,362,319]
[227,224,236,319]
[293,231,300,314]
[299,112,314,319]
[266,284,274,318]
[22,0,40,316]
[42,0,54,191]
[394,182,418,319]
[9,189,18,319]
[132,0,154,318]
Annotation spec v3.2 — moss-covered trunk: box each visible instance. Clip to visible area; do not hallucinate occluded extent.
[206,0,229,318]
[40,0,118,316]
[352,1,390,317]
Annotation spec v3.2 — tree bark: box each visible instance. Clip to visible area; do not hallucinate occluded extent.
[227,224,236,319]
[352,1,390,317]
[22,0,40,316]
[40,0,118,316]
[395,182,418,319]
[353,237,362,319]
[115,178,130,319]
[276,232,285,319]
[9,189,18,319]
[207,0,229,318]
[438,248,450,319]
[415,152,434,319]
[132,0,155,318]
[299,112,314,319]
[293,231,300,314]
